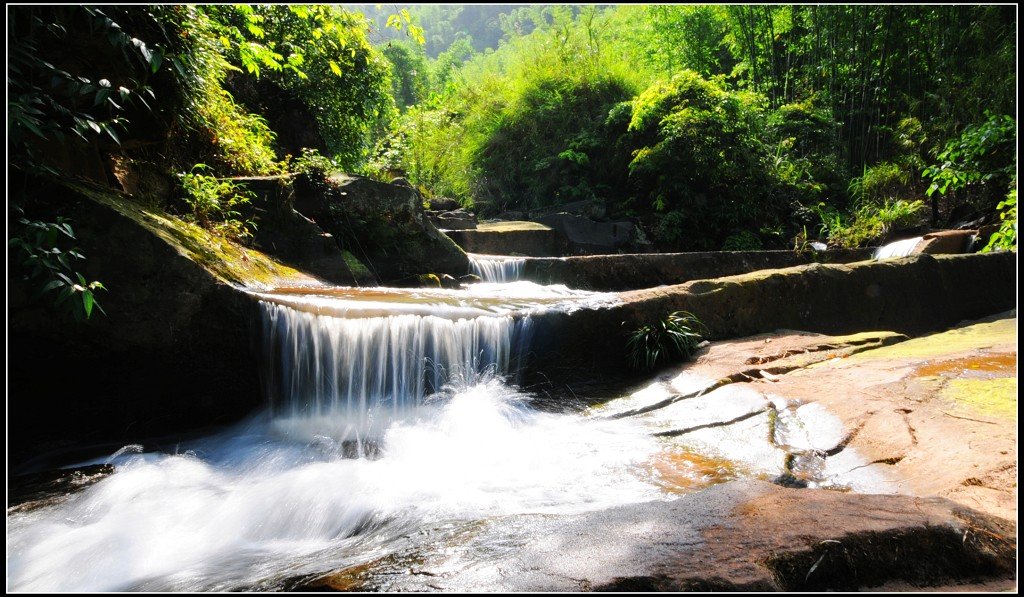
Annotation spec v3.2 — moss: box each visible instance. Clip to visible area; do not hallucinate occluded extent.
[67,181,313,287]
[848,317,1016,361]
[476,221,553,232]
[342,250,375,283]
[941,378,1017,420]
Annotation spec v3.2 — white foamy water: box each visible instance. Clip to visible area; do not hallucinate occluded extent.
[873,237,923,259]
[254,281,617,319]
[5,381,664,592]
[6,283,889,592]
[7,291,657,592]
[468,253,526,282]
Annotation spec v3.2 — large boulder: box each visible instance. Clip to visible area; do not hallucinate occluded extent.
[231,175,373,285]
[427,207,478,231]
[296,480,1016,592]
[293,174,468,282]
[535,212,638,254]
[7,180,312,471]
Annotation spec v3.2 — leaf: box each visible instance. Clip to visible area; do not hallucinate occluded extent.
[17,116,48,140]
[132,38,153,64]
[329,60,342,76]
[83,290,94,318]
[104,124,121,145]
[41,279,65,294]
[93,88,111,107]
[150,50,163,74]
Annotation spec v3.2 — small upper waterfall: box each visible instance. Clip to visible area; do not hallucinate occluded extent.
[873,237,923,259]
[468,253,526,282]
[259,299,533,423]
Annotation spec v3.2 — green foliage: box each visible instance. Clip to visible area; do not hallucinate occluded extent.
[765,101,844,203]
[8,214,106,322]
[626,72,781,250]
[382,4,1015,246]
[381,40,430,110]
[7,6,174,172]
[849,162,913,204]
[292,148,338,179]
[177,165,257,241]
[823,199,926,248]
[721,231,763,251]
[205,5,395,169]
[291,148,341,197]
[625,311,707,373]
[923,112,1016,213]
[196,83,281,175]
[470,73,636,212]
[982,187,1017,252]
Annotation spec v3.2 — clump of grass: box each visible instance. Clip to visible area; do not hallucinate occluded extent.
[625,311,707,373]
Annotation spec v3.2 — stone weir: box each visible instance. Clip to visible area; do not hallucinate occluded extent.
[524,252,1017,382]
[445,221,569,257]
[517,249,873,291]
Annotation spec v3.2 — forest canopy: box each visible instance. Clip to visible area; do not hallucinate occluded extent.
[366,4,1017,250]
[8,4,1018,261]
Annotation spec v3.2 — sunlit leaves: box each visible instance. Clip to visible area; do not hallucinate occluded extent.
[8,216,106,322]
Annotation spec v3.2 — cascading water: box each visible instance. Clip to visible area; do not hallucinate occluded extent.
[260,299,533,439]
[6,284,668,592]
[873,236,923,259]
[468,253,526,282]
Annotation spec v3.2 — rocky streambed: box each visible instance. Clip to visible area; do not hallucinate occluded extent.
[287,312,1017,592]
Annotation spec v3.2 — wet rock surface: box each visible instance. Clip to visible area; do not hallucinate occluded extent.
[294,314,1017,592]
[297,481,1015,592]
[7,464,115,514]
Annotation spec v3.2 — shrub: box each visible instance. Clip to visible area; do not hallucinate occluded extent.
[823,199,926,248]
[178,165,257,241]
[849,161,913,204]
[982,186,1017,252]
[721,230,762,251]
[625,72,782,250]
[625,311,706,373]
[924,111,1016,222]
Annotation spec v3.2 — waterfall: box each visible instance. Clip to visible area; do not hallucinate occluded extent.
[873,236,923,259]
[259,300,533,422]
[468,253,526,282]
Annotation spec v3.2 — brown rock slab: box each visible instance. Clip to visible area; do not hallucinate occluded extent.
[298,481,1016,592]
[914,229,977,255]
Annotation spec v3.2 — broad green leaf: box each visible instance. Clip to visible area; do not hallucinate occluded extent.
[83,290,94,318]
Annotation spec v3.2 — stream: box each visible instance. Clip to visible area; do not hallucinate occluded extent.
[6,266,887,591]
